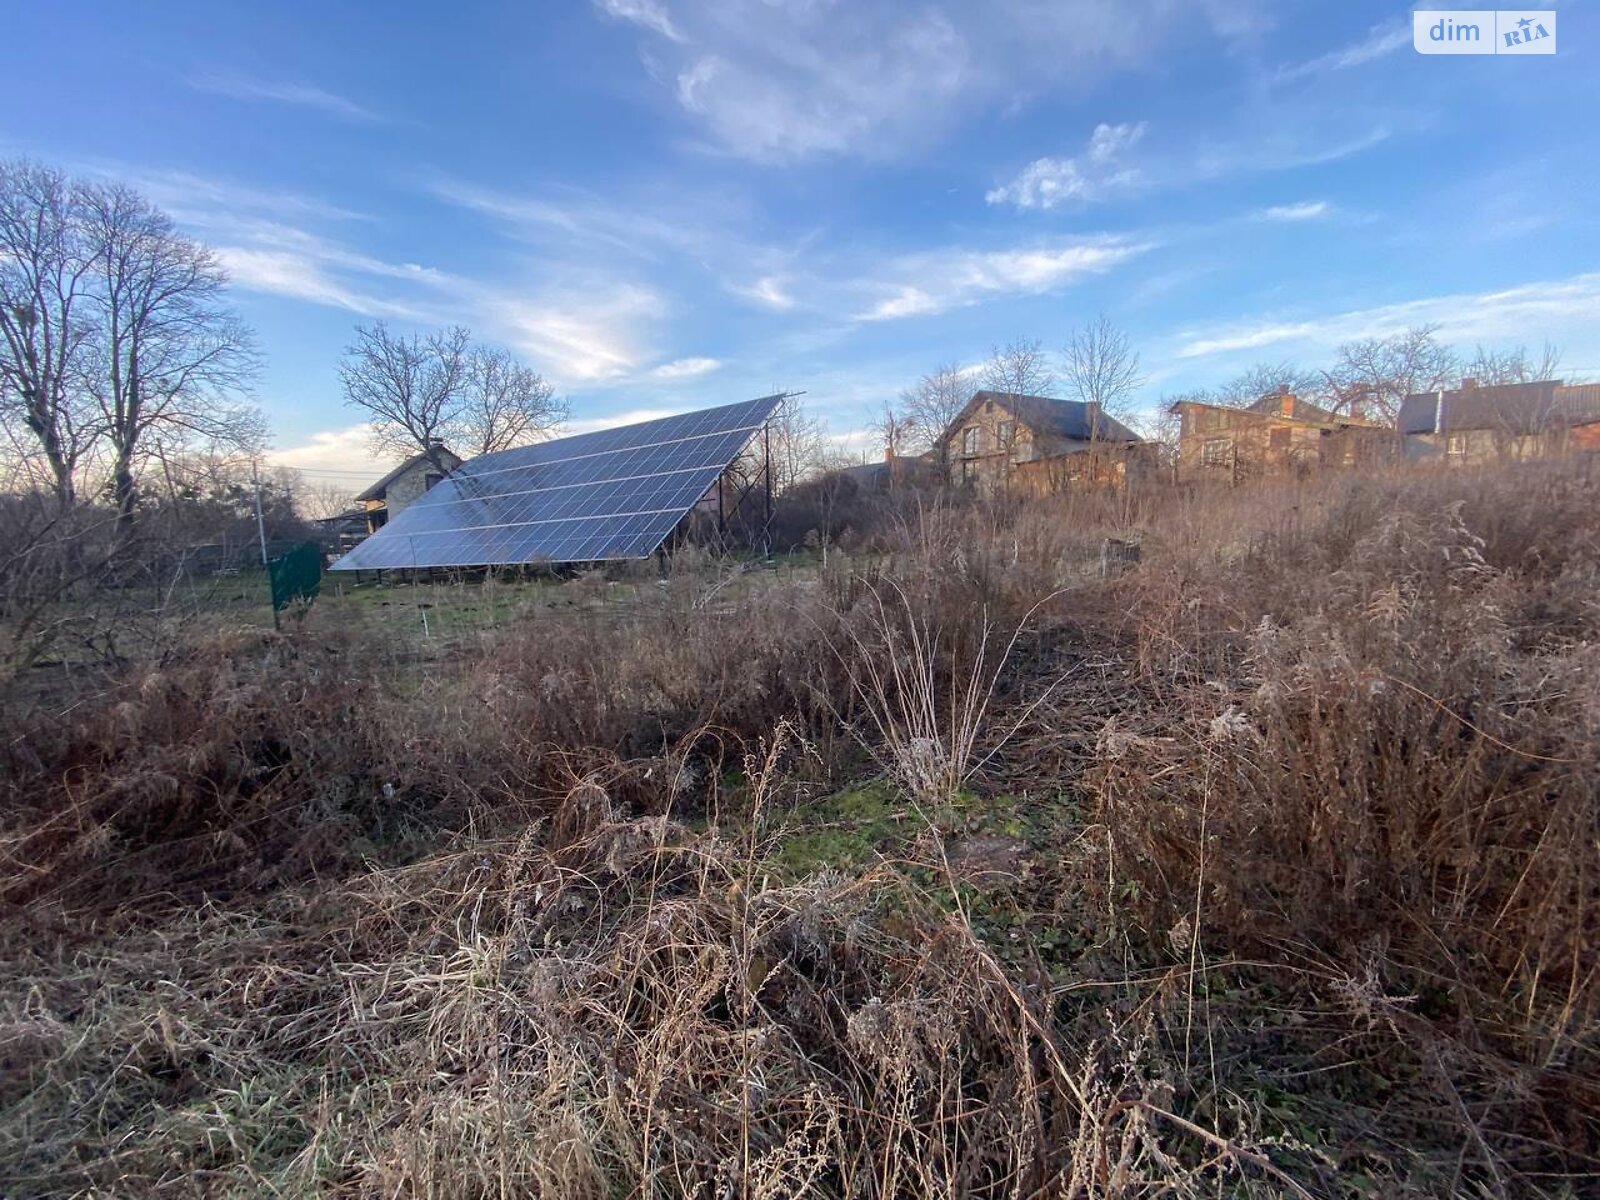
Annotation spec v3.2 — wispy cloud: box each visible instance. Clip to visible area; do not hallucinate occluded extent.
[215,246,430,318]
[1276,21,1411,81]
[592,0,685,44]
[987,121,1147,211]
[564,407,683,435]
[187,72,380,121]
[487,285,664,383]
[265,424,394,480]
[1176,272,1600,358]
[591,1,1254,163]
[1258,200,1330,222]
[731,276,796,311]
[858,236,1152,321]
[650,356,721,379]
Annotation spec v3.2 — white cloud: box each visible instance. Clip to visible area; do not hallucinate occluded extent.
[650,356,722,379]
[564,407,683,435]
[733,276,796,311]
[121,165,667,387]
[593,1,1252,163]
[215,247,430,318]
[1176,272,1600,359]
[488,285,664,383]
[187,72,379,121]
[593,0,684,43]
[1258,200,1330,222]
[1276,21,1411,81]
[987,121,1147,210]
[858,236,1152,321]
[265,424,395,482]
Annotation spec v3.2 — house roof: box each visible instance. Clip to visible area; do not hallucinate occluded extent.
[1554,384,1600,424]
[1241,393,1365,424]
[941,391,1141,446]
[353,445,460,502]
[1397,381,1564,436]
[1172,392,1377,428]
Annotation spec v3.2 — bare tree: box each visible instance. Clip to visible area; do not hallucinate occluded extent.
[341,322,470,475]
[868,396,919,462]
[0,161,101,506]
[80,183,261,529]
[297,479,357,521]
[1326,325,1457,422]
[1061,313,1144,441]
[1464,342,1563,385]
[765,396,828,494]
[342,324,562,469]
[459,345,565,456]
[1212,362,1327,408]
[899,361,971,452]
[983,337,1055,398]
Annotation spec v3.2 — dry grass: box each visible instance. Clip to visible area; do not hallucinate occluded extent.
[1,458,1597,1197]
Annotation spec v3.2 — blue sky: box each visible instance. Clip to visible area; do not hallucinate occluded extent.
[4,1,1596,483]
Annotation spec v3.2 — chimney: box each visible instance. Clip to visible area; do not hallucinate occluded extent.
[1461,378,1479,391]
[1279,391,1296,418]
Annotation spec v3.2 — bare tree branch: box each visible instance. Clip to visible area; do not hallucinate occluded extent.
[1325,325,1457,422]
[1061,313,1144,441]
[79,182,261,529]
[341,324,563,468]
[0,160,102,506]
[340,322,469,475]
[983,337,1055,399]
[459,344,565,456]
[896,361,970,457]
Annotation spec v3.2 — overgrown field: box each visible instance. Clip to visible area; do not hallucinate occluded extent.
[2,460,1597,1197]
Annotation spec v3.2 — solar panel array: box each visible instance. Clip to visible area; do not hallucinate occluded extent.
[330,394,784,570]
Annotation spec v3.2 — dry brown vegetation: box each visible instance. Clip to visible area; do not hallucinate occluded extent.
[2,458,1598,1197]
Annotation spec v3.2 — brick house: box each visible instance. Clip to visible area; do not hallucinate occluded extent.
[1397,380,1600,464]
[934,391,1142,492]
[354,443,462,534]
[1171,391,1384,483]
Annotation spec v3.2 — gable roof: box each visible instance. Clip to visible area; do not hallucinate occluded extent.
[940,391,1141,445]
[1172,393,1377,428]
[1397,381,1564,436]
[1242,393,1354,424]
[354,446,461,502]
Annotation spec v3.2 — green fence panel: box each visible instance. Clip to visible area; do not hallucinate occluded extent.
[268,541,322,612]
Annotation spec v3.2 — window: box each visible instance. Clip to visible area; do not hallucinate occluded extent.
[1201,438,1231,467]
[962,426,981,456]
[997,420,1015,451]
[424,472,444,491]
[1268,427,1291,452]
[961,459,977,485]
[1446,433,1467,458]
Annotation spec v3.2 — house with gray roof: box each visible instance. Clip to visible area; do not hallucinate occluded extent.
[1397,380,1600,463]
[934,390,1143,491]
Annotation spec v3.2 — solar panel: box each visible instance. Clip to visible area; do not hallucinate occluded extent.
[330,393,785,570]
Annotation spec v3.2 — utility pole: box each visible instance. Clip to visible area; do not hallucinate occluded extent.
[252,460,279,630]
[251,460,270,566]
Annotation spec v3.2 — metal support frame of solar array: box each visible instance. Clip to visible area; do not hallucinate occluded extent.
[330,393,790,571]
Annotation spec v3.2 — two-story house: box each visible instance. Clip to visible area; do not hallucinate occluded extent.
[934,391,1142,491]
[1171,391,1384,483]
